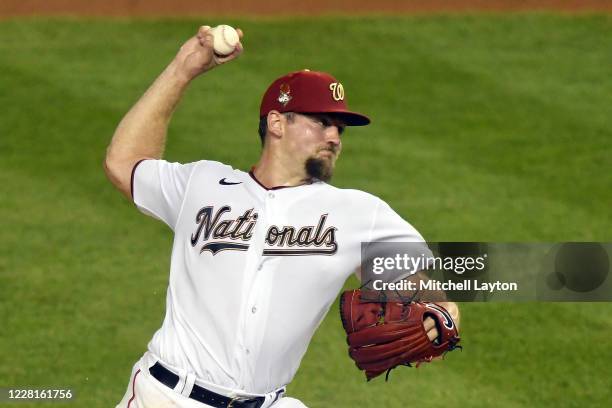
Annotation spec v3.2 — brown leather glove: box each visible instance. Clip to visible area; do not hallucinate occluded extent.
[340,289,461,381]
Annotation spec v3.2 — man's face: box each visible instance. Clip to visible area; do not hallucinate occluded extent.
[282,113,346,182]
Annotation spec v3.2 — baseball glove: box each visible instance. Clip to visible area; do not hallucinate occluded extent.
[339,289,461,381]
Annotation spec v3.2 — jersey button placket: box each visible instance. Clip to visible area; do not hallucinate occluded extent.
[235,197,267,387]
[240,189,279,386]
[241,272,264,387]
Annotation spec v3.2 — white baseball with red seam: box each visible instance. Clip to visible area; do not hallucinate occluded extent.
[211,25,239,56]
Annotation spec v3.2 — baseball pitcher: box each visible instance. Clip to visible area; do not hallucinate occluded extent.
[105,25,460,408]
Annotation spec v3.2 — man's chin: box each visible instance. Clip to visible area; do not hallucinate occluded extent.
[305,157,334,182]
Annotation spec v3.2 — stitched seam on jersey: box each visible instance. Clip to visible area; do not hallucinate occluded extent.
[172,161,200,231]
[127,369,141,408]
[366,199,381,244]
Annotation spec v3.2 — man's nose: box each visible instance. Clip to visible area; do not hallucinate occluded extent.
[324,126,341,146]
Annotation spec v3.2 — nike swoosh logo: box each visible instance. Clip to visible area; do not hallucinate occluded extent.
[219,178,242,185]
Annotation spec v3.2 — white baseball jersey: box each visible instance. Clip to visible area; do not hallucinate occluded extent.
[131,159,430,394]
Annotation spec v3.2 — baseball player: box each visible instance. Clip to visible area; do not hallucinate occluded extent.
[105,26,460,408]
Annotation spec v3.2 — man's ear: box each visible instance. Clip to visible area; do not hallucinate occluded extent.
[267,111,283,139]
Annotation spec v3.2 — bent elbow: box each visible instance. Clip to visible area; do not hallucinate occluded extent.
[103,157,120,185]
[103,156,134,200]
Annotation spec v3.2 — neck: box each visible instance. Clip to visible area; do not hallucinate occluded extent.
[252,148,311,189]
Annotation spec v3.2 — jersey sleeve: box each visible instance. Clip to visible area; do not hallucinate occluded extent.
[131,159,198,230]
[366,198,433,282]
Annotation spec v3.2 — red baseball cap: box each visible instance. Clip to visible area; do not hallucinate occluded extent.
[259,69,370,126]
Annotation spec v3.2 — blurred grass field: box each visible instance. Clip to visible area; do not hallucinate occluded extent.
[0,15,611,408]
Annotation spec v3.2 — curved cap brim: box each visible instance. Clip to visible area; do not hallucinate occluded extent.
[307,110,371,126]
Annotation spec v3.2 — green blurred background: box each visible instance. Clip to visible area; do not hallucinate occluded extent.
[1,14,611,407]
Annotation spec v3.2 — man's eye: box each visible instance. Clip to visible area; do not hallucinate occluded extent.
[311,116,344,134]
[319,118,331,127]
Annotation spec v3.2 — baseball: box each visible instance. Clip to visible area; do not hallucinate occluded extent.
[211,25,239,56]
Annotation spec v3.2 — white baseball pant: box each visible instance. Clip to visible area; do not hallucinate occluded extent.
[116,352,307,408]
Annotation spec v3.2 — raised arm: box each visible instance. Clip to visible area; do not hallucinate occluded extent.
[104,25,243,199]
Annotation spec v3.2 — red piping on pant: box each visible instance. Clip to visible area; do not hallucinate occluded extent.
[127,369,141,408]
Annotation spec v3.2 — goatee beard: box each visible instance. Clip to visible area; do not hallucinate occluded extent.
[305,157,334,182]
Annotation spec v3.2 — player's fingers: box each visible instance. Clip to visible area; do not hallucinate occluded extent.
[197,27,214,47]
[427,326,439,342]
[424,317,439,342]
[198,31,214,49]
[423,317,435,331]
[215,43,243,64]
[236,28,244,38]
[215,54,237,65]
[198,34,211,47]
[197,25,211,38]
[233,42,244,56]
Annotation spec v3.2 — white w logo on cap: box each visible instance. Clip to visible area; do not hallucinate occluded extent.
[329,82,345,101]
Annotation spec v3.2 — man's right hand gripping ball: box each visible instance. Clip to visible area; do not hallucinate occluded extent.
[339,289,461,381]
[174,25,243,81]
